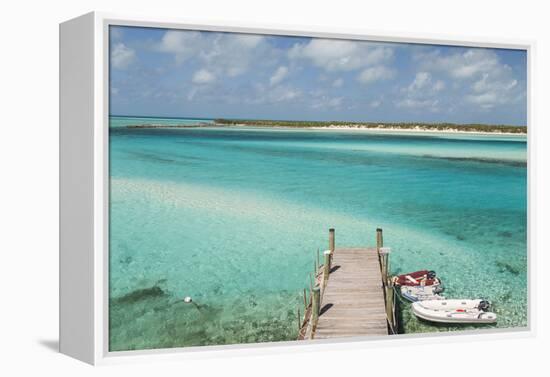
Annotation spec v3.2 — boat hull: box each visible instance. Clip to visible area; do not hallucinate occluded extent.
[400,285,444,302]
[412,299,497,324]
[393,270,440,286]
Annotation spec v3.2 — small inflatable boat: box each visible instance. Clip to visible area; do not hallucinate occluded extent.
[412,299,497,324]
[393,270,440,286]
[400,284,445,302]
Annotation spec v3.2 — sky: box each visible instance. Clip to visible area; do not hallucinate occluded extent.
[109,25,527,125]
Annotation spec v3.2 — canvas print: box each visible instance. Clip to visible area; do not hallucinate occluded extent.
[108,25,527,351]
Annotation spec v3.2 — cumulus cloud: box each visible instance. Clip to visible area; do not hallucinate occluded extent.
[289,39,393,72]
[158,31,267,77]
[192,69,216,84]
[158,30,202,64]
[396,98,439,110]
[269,66,289,86]
[415,48,524,109]
[443,49,502,79]
[395,72,446,112]
[466,73,520,109]
[357,66,395,85]
[111,43,135,69]
[404,72,445,94]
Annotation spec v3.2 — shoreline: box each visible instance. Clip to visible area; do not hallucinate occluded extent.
[305,125,526,136]
[123,123,527,136]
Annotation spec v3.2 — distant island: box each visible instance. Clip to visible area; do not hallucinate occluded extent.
[214,119,527,134]
[125,119,526,134]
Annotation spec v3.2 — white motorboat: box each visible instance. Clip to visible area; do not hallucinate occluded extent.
[400,284,445,302]
[412,299,497,324]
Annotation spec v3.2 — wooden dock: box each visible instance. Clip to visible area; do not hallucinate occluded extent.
[314,247,388,338]
[298,228,397,340]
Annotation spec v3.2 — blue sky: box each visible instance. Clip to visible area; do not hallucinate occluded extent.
[109,26,527,125]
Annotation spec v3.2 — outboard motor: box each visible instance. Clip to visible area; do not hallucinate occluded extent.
[427,271,437,280]
[478,300,491,312]
[433,286,445,294]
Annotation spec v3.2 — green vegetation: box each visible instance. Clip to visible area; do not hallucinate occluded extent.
[213,119,527,134]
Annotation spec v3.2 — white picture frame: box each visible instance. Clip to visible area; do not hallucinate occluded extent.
[59,11,535,365]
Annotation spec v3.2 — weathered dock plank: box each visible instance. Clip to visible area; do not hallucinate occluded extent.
[313,247,389,339]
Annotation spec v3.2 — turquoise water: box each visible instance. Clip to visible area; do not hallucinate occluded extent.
[108,116,527,351]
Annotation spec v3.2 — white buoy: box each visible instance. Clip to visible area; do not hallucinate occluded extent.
[183,296,193,303]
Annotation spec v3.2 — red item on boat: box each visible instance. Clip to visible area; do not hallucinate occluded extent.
[393,270,439,286]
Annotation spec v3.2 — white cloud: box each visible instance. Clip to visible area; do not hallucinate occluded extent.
[273,87,301,102]
[289,39,393,72]
[232,34,264,48]
[332,78,344,87]
[158,31,202,64]
[404,72,445,94]
[466,73,520,109]
[396,98,439,110]
[269,66,289,86]
[396,72,445,112]
[357,66,395,85]
[416,49,504,79]
[158,31,267,78]
[111,43,135,69]
[414,48,524,109]
[409,72,431,90]
[206,34,267,77]
[192,69,216,84]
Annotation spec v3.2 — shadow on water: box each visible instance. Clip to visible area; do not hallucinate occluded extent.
[422,154,526,168]
[112,285,167,305]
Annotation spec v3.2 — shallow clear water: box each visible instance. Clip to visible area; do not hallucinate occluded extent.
[108,116,527,351]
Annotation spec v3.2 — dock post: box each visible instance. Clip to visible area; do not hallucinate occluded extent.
[385,266,397,334]
[312,286,321,330]
[316,248,320,272]
[323,250,331,288]
[329,228,335,253]
[376,228,386,281]
[376,228,383,251]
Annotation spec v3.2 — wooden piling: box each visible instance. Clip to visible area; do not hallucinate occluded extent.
[385,278,396,334]
[323,250,331,289]
[376,228,383,251]
[303,289,307,308]
[297,308,301,331]
[329,228,335,253]
[311,286,321,331]
[376,228,387,282]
